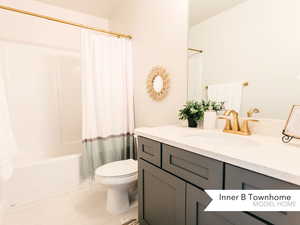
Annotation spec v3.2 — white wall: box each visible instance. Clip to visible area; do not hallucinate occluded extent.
[0,0,109,164]
[0,0,109,51]
[110,0,188,127]
[190,0,300,119]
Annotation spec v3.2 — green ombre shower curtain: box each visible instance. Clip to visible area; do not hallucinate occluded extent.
[80,30,135,180]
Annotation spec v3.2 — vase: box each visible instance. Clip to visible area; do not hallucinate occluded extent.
[188,118,198,128]
[203,110,217,129]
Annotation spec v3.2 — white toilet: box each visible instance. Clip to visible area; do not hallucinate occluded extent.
[95,159,138,215]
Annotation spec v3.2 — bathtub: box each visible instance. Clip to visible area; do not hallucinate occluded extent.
[6,153,82,208]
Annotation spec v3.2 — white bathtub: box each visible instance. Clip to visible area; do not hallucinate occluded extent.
[6,154,82,207]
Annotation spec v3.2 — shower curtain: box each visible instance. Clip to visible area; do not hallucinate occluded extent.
[80,30,135,180]
[0,51,18,180]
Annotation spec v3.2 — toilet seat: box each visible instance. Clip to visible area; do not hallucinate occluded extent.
[95,159,138,178]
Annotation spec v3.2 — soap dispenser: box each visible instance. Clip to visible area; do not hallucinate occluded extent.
[203,104,217,129]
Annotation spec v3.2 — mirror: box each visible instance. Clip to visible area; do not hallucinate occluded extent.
[147,66,170,101]
[153,75,164,93]
[188,0,300,120]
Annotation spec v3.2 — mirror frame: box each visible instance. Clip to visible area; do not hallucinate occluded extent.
[147,66,170,101]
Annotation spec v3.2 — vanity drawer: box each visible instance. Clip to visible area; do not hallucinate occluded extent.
[225,164,300,225]
[162,144,223,189]
[225,164,299,189]
[138,137,161,167]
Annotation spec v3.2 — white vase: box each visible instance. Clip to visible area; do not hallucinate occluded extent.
[203,111,217,129]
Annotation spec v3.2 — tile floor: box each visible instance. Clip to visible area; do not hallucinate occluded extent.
[3,184,138,225]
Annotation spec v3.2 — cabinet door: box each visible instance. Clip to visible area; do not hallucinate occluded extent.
[138,159,186,225]
[186,184,268,225]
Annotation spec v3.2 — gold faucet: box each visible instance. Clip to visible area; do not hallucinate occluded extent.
[247,108,260,117]
[218,110,258,136]
[224,110,240,131]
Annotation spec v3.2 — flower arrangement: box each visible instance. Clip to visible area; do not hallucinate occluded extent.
[178,101,203,127]
[200,100,225,112]
[178,100,225,128]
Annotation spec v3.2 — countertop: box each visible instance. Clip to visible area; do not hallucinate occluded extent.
[135,125,300,186]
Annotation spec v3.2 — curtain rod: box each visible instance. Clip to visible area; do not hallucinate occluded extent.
[0,5,132,39]
[188,48,203,53]
[205,82,249,89]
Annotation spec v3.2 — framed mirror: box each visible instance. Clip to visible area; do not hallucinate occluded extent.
[147,66,170,101]
[188,0,300,120]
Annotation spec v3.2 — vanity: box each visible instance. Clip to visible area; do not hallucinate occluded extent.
[135,0,300,224]
[135,126,300,225]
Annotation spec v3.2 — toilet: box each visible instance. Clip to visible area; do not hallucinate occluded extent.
[95,159,138,215]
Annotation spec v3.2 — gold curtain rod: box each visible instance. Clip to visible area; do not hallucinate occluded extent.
[0,5,132,39]
[188,48,203,53]
[205,82,249,89]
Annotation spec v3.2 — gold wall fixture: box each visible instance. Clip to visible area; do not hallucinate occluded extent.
[188,48,203,53]
[0,5,132,39]
[205,82,249,90]
[147,66,170,101]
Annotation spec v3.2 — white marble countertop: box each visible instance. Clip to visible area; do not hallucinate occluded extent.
[135,125,300,186]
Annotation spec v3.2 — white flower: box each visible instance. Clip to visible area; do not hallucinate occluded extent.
[190,108,197,114]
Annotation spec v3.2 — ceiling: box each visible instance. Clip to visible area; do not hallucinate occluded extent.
[35,0,121,19]
[35,0,247,26]
[189,0,247,26]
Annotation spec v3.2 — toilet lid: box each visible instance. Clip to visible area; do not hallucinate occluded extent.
[95,159,138,177]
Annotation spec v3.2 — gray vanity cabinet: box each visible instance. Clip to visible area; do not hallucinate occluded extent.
[186,184,268,225]
[138,159,186,225]
[137,136,300,225]
[225,164,300,225]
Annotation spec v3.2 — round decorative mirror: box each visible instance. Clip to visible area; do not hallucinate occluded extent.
[153,75,164,93]
[147,66,170,101]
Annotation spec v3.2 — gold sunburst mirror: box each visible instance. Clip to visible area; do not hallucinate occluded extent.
[147,66,170,101]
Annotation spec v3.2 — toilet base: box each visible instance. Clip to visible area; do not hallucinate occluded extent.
[107,184,130,215]
[95,159,138,215]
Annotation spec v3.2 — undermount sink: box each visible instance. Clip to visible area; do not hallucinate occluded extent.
[183,132,260,148]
